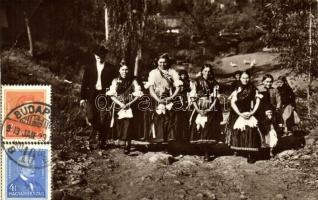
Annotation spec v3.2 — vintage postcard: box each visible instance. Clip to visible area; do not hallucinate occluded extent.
[1,1,318,200]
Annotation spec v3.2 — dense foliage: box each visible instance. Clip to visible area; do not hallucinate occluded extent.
[3,0,265,81]
[261,0,318,76]
[179,0,264,54]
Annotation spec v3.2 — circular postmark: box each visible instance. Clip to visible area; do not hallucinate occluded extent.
[2,142,51,169]
[2,101,51,140]
[1,101,52,169]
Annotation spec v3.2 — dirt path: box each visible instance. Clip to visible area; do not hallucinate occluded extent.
[53,135,318,200]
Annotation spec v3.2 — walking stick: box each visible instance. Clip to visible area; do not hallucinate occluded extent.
[189,109,196,126]
[110,102,115,128]
[150,112,156,139]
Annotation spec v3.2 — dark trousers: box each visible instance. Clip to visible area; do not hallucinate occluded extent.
[86,90,111,146]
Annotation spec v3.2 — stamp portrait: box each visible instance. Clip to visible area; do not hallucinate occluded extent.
[1,85,51,141]
[1,143,51,200]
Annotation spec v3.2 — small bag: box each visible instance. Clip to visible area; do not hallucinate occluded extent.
[117,108,133,119]
[195,114,208,130]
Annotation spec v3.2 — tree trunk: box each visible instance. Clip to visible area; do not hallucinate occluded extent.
[25,16,33,56]
[104,5,109,42]
[307,74,311,117]
[308,3,312,117]
[134,47,141,76]
[134,0,148,77]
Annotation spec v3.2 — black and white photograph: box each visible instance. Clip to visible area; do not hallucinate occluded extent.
[1,0,318,199]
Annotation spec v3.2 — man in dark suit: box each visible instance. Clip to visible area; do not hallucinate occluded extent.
[7,156,45,197]
[80,45,116,149]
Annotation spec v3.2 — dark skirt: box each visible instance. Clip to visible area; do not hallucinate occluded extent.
[110,104,137,141]
[140,109,152,141]
[151,110,177,143]
[229,126,261,152]
[129,103,151,141]
[285,112,295,130]
[115,118,132,140]
[175,110,190,141]
[189,111,221,144]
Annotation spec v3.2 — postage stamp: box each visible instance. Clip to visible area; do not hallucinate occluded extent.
[1,143,51,200]
[1,85,51,142]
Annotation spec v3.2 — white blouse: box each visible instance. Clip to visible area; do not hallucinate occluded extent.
[146,68,183,96]
[189,81,220,99]
[106,78,143,98]
[95,62,104,90]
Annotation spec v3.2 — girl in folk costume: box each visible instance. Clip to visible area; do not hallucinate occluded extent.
[228,71,263,163]
[230,70,242,92]
[189,64,223,161]
[276,76,299,135]
[175,70,191,141]
[106,61,143,154]
[258,105,283,158]
[146,53,183,144]
[257,74,281,121]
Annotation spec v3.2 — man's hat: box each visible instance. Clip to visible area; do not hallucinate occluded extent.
[92,45,108,57]
[17,155,35,168]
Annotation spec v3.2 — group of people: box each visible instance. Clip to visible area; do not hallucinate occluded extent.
[80,45,298,163]
[227,71,298,162]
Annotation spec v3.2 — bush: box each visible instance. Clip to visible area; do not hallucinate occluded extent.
[34,40,90,83]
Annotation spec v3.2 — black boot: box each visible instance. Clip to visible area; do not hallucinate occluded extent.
[123,141,131,155]
[98,130,108,150]
[247,153,256,164]
[89,130,99,150]
[99,141,108,150]
[204,151,210,162]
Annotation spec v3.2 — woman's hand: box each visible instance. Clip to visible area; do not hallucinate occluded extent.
[240,112,251,119]
[80,99,87,108]
[198,110,206,116]
[157,98,166,104]
[204,108,212,113]
[119,102,126,109]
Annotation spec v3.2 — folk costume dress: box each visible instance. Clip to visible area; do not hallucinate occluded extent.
[257,85,281,121]
[106,77,143,140]
[189,77,223,144]
[228,84,263,152]
[146,68,183,143]
[277,83,298,131]
[175,79,191,141]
